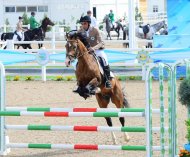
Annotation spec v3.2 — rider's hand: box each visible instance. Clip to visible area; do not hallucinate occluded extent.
[88,47,95,53]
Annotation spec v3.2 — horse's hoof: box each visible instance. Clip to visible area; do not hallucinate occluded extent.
[124,133,130,142]
[113,140,118,145]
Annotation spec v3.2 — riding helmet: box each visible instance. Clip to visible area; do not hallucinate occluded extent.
[19,16,23,20]
[31,12,35,15]
[80,16,91,23]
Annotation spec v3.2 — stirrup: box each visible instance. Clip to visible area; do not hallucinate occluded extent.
[105,81,112,89]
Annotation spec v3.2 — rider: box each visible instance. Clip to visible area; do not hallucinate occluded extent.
[29,12,40,30]
[75,15,112,89]
[108,10,115,29]
[13,16,27,41]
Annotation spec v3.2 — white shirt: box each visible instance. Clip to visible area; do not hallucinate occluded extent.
[90,16,98,28]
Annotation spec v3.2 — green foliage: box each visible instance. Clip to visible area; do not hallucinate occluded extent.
[25,76,34,81]
[22,12,30,25]
[63,26,71,32]
[178,78,190,107]
[129,76,136,80]
[5,18,11,32]
[186,119,190,142]
[55,76,64,81]
[135,7,143,25]
[65,76,73,81]
[13,76,20,81]
[99,23,103,30]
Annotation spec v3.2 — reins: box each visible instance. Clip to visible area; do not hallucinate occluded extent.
[66,39,90,59]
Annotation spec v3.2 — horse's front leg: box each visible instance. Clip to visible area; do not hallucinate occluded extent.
[85,78,100,95]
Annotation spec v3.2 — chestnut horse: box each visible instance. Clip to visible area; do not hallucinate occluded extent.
[65,32,130,144]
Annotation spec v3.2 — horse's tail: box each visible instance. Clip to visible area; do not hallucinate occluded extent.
[122,87,130,108]
[1,33,5,41]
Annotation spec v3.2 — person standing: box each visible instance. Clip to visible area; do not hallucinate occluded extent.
[87,10,98,28]
[29,12,39,30]
[108,10,114,29]
[13,16,27,41]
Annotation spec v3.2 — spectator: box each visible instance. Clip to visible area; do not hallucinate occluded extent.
[13,16,27,41]
[108,10,114,28]
[29,12,40,30]
[87,10,98,28]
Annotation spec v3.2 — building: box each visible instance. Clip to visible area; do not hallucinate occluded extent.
[0,0,91,29]
[0,0,166,28]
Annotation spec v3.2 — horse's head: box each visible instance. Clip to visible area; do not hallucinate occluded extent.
[151,20,167,32]
[42,17,55,27]
[65,31,89,67]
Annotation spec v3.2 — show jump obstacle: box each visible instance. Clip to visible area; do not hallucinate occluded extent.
[0,61,187,157]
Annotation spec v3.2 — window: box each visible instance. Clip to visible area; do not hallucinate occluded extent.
[153,5,158,12]
[5,6,15,12]
[38,6,48,12]
[16,6,26,12]
[27,6,37,12]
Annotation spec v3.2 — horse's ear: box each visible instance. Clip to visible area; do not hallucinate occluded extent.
[65,32,69,40]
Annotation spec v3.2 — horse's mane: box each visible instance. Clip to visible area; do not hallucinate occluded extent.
[67,30,91,49]
[77,32,90,49]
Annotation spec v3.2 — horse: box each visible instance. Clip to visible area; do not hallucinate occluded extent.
[64,31,130,144]
[103,15,123,40]
[135,20,167,40]
[1,17,54,49]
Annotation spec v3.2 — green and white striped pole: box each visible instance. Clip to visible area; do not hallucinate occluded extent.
[159,63,165,157]
[0,62,6,155]
[146,63,154,157]
[167,64,173,157]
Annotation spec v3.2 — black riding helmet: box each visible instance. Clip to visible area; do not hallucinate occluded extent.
[80,16,91,23]
[31,12,35,15]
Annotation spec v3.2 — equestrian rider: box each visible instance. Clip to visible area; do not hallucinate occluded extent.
[13,16,27,41]
[29,12,40,30]
[77,15,112,89]
[108,10,114,29]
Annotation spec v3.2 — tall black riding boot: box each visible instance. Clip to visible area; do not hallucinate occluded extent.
[104,65,112,89]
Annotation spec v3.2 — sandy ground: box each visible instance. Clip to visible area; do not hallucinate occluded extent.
[3,80,187,157]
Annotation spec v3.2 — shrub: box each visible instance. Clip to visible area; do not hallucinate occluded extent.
[129,76,135,80]
[25,76,34,81]
[66,76,72,81]
[56,76,64,81]
[13,76,20,81]
[186,119,190,142]
[178,78,190,107]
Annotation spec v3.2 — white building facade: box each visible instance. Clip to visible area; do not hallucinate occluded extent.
[0,0,166,28]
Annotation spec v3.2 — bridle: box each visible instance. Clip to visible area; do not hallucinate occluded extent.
[66,39,89,61]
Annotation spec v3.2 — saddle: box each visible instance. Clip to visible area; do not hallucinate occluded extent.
[94,54,114,79]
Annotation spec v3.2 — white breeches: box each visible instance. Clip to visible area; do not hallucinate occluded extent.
[13,31,24,41]
[95,49,108,66]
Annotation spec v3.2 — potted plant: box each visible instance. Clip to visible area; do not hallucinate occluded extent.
[178,77,190,156]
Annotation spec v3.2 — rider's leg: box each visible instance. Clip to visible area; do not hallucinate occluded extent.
[17,32,22,41]
[95,50,112,89]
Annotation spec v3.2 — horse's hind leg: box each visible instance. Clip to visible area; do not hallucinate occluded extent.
[96,93,117,144]
[110,79,130,142]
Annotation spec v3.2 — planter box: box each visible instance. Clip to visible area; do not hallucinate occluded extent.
[184,143,190,151]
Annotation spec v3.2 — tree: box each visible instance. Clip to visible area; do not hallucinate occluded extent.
[5,18,11,32]
[135,7,143,25]
[22,12,30,25]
